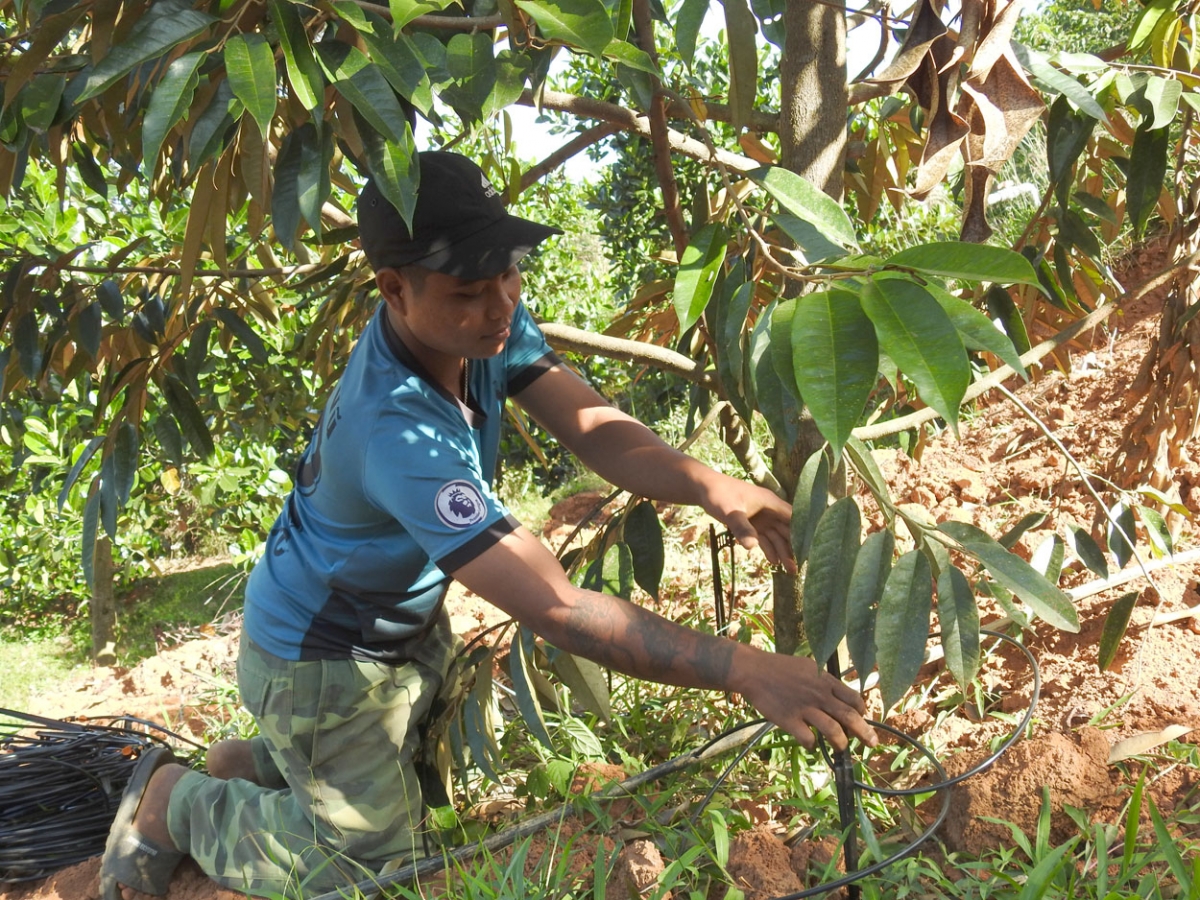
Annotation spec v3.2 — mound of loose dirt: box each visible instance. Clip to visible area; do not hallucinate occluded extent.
[4,256,1200,900]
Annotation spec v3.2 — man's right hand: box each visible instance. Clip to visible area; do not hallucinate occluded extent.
[728,647,877,752]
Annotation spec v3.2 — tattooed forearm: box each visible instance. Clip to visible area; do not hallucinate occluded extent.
[559,588,736,690]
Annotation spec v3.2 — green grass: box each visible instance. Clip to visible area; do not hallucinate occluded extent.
[0,560,248,715]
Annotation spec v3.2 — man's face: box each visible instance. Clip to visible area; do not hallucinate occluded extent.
[389,264,523,363]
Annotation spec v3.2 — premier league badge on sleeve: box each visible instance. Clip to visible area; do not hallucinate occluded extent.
[435,480,487,528]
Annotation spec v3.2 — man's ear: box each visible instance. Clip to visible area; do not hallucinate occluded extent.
[376,267,407,312]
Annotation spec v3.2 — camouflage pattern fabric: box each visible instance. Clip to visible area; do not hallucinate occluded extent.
[165,612,459,898]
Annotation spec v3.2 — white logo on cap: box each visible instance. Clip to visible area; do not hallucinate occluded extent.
[480,173,499,198]
[435,480,487,528]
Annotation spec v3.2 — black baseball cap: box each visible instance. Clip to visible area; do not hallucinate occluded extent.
[357,151,562,281]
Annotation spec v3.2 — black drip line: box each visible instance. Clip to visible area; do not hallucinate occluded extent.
[0,708,201,882]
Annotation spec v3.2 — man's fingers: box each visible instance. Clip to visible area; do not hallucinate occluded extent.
[798,708,848,752]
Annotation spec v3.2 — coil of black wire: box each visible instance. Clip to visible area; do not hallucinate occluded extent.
[0,708,176,882]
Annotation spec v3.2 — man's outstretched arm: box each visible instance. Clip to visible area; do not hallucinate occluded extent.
[514,364,797,572]
[449,526,876,752]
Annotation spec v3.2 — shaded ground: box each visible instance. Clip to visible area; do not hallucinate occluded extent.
[3,254,1199,900]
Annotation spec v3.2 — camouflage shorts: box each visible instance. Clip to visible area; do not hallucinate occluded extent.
[166,611,458,898]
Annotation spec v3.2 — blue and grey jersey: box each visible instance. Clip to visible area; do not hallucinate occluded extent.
[244,301,559,662]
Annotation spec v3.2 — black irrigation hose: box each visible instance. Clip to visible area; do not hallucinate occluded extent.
[0,707,202,882]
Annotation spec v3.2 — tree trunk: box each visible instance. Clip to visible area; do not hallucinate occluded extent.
[779,0,848,196]
[91,536,118,665]
[772,0,848,655]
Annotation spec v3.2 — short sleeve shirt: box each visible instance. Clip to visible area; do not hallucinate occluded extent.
[243,301,559,662]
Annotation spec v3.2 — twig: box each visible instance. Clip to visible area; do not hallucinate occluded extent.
[539,322,715,391]
[517,122,619,193]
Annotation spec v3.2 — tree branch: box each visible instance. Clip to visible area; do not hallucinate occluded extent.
[519,90,758,172]
[518,122,620,193]
[539,322,716,391]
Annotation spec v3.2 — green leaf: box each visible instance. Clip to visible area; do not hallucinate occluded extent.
[602,39,659,75]
[187,79,241,170]
[69,300,100,360]
[441,32,497,122]
[747,166,857,249]
[58,435,105,512]
[862,275,970,435]
[511,627,555,751]
[673,224,728,333]
[925,283,1027,378]
[790,449,829,567]
[14,311,41,379]
[1097,591,1138,672]
[999,511,1048,550]
[1069,525,1109,579]
[846,530,893,687]
[224,33,277,140]
[875,550,933,713]
[361,120,418,233]
[72,143,107,198]
[318,42,412,143]
[1135,505,1173,557]
[271,127,304,251]
[1143,75,1182,130]
[97,279,124,321]
[1127,124,1169,239]
[623,500,664,600]
[1016,839,1078,900]
[791,289,878,456]
[20,74,66,134]
[388,0,456,29]
[81,483,100,592]
[803,497,861,665]
[675,0,709,65]
[546,647,612,720]
[296,122,333,236]
[714,271,753,421]
[360,28,433,114]
[271,0,325,111]
[515,0,614,57]
[213,308,269,365]
[1012,42,1107,123]
[1106,501,1137,570]
[99,453,118,540]
[1128,0,1175,55]
[885,242,1039,287]
[1148,795,1193,894]
[75,0,216,102]
[1031,533,1065,583]
[142,52,204,169]
[583,542,634,600]
[938,521,1080,632]
[985,285,1031,356]
[162,373,214,459]
[487,49,532,115]
[112,422,138,506]
[723,0,758,132]
[154,414,184,466]
[768,298,800,403]
[464,658,503,782]
[844,437,894,527]
[938,565,980,688]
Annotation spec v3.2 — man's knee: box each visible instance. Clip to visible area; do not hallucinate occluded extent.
[206,739,259,783]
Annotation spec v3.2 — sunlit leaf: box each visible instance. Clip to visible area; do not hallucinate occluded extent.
[938,521,1079,632]
[224,33,278,140]
[1106,501,1137,570]
[747,166,857,248]
[58,435,104,512]
[875,550,933,713]
[142,52,203,170]
[999,511,1047,549]
[673,224,728,333]
[1135,505,1173,557]
[791,289,877,457]
[546,646,612,720]
[884,241,1039,287]
[515,0,614,57]
[75,0,216,101]
[271,0,324,111]
[863,275,969,435]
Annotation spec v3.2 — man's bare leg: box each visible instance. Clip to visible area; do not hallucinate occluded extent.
[205,738,259,782]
